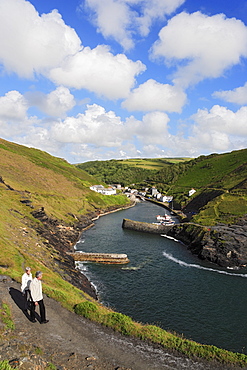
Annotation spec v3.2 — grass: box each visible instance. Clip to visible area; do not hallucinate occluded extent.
[192,193,247,225]
[45,364,57,370]
[0,361,14,370]
[0,302,15,331]
[119,158,191,170]
[73,301,247,367]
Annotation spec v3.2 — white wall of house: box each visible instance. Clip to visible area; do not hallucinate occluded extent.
[90,185,116,195]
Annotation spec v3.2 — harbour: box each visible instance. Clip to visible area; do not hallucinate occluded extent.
[75,201,247,355]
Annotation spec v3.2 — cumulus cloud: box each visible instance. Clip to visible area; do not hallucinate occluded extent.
[135,111,170,145]
[122,79,187,112]
[25,87,76,117]
[51,104,127,147]
[191,105,247,136]
[2,98,246,162]
[0,91,28,120]
[213,82,247,105]
[10,104,171,156]
[0,0,145,100]
[151,11,247,87]
[49,45,145,99]
[83,0,185,50]
[0,0,81,78]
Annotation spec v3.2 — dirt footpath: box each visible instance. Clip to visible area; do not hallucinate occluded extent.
[0,278,243,370]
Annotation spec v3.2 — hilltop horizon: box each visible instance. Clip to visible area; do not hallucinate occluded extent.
[0,0,246,163]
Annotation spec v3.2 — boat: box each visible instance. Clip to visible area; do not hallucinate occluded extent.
[156,214,175,225]
[156,214,172,221]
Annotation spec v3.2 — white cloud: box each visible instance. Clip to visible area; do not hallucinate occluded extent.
[9,104,171,157]
[49,45,145,99]
[0,91,28,120]
[0,0,145,100]
[51,104,126,147]
[151,11,247,87]
[0,0,81,78]
[122,79,187,112]
[134,111,170,145]
[191,105,247,136]
[26,87,76,117]
[213,82,247,105]
[1,95,246,163]
[83,0,185,50]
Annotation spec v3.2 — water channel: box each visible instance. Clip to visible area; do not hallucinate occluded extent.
[75,201,247,354]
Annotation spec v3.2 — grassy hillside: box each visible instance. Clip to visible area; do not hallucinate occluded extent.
[168,150,247,225]
[78,150,247,225]
[0,138,130,292]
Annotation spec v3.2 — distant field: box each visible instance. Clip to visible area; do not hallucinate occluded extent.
[120,158,191,170]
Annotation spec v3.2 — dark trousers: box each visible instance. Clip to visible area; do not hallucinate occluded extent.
[30,299,46,322]
[23,289,31,311]
[23,289,31,301]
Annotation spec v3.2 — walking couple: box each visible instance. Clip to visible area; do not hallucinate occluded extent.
[21,267,49,324]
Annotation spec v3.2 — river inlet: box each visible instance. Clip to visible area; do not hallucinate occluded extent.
[76,201,247,355]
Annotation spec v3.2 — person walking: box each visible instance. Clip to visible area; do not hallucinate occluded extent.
[21,267,32,309]
[29,271,49,324]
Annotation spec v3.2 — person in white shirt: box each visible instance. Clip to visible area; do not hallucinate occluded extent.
[21,267,32,303]
[29,271,49,324]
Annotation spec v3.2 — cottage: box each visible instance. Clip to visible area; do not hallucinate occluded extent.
[90,185,116,195]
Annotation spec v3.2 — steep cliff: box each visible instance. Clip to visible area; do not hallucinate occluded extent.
[169,217,247,268]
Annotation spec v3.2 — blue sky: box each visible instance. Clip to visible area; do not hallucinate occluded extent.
[0,0,247,163]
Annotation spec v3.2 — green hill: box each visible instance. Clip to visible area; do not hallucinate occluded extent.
[0,138,130,299]
[76,157,190,187]
[78,150,247,225]
[167,150,247,225]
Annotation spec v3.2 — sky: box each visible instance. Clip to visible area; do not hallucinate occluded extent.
[0,0,247,163]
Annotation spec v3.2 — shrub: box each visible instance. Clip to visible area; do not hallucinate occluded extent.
[103,312,136,336]
[74,301,99,319]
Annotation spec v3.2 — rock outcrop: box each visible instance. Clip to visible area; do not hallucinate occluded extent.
[168,216,247,268]
[30,207,98,299]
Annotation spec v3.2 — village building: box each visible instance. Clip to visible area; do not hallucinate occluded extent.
[90,185,117,195]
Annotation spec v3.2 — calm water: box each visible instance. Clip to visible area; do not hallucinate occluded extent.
[76,201,247,354]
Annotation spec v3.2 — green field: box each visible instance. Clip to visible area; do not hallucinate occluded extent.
[120,157,191,170]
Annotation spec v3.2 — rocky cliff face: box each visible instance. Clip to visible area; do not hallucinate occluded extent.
[31,207,98,298]
[30,203,135,298]
[169,216,247,268]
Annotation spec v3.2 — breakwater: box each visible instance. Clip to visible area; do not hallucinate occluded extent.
[122,218,173,234]
[68,252,130,264]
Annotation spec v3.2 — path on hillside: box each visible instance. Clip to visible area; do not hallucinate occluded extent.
[0,278,242,370]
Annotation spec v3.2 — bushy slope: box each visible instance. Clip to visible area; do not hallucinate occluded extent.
[77,159,157,186]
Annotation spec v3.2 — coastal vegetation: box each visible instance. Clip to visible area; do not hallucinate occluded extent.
[0,302,15,332]
[0,138,247,367]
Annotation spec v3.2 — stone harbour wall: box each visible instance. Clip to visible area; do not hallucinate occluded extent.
[122,218,173,234]
[68,252,130,264]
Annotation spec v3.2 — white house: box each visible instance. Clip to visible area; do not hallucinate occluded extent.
[159,195,173,203]
[189,188,196,197]
[151,187,158,196]
[90,185,116,195]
